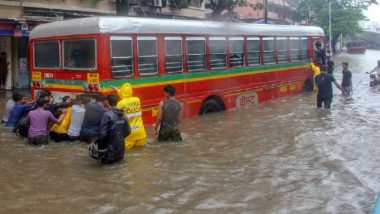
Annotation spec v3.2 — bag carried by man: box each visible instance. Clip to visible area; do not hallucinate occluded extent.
[12,115,29,137]
[88,139,107,162]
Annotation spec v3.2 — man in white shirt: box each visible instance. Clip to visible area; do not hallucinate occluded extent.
[368,60,380,81]
[68,94,91,141]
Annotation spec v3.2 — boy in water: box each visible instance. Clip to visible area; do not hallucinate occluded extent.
[154,85,183,142]
[341,62,352,96]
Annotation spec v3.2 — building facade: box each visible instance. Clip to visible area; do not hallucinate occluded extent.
[0,0,206,89]
[235,0,298,24]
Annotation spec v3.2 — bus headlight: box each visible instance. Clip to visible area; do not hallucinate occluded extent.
[33,80,44,88]
[84,82,100,92]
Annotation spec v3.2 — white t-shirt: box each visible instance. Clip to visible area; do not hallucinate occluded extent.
[3,99,15,122]
[370,66,380,75]
[67,104,85,137]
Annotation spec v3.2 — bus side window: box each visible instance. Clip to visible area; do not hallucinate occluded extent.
[300,37,308,60]
[229,37,244,68]
[137,37,158,75]
[165,37,183,73]
[186,37,206,72]
[289,37,300,62]
[110,36,133,78]
[247,37,261,66]
[209,37,227,69]
[263,37,275,64]
[276,37,289,63]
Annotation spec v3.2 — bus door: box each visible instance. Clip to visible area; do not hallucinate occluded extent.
[311,37,326,66]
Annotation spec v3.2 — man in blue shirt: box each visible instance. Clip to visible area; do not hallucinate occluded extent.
[6,94,30,127]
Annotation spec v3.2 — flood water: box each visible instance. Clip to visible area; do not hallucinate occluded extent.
[1,50,380,213]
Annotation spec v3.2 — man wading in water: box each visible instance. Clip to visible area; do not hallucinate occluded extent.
[154,85,183,142]
[315,65,346,109]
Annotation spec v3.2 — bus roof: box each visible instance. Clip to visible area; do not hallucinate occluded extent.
[30,16,324,39]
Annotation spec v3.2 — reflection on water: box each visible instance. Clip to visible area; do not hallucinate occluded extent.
[1,50,380,213]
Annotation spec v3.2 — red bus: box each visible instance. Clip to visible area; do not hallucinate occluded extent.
[29,17,324,124]
[346,40,366,54]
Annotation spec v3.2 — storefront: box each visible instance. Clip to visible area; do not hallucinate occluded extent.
[0,19,41,90]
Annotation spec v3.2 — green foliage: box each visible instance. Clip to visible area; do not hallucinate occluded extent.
[288,0,377,38]
[288,0,378,53]
[88,0,101,6]
[315,7,365,38]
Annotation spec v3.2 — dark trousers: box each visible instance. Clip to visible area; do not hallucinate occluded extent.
[50,132,68,142]
[317,95,332,109]
[0,71,7,86]
[29,135,49,145]
[158,125,182,142]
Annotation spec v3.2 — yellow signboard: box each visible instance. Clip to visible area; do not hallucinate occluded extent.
[280,86,288,92]
[290,84,297,90]
[32,71,42,81]
[151,107,158,117]
[87,73,99,84]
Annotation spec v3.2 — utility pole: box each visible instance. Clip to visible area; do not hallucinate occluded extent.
[264,0,268,24]
[116,0,129,16]
[329,1,332,56]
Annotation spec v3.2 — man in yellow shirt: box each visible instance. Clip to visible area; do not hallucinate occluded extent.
[112,83,146,149]
[50,96,73,142]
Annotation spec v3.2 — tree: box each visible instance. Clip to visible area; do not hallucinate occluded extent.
[206,0,264,20]
[288,0,378,54]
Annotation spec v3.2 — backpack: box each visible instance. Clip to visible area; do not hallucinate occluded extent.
[12,115,29,138]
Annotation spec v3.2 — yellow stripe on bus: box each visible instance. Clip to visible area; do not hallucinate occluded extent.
[132,66,307,89]
[44,84,83,90]
[45,65,308,93]
[100,65,309,92]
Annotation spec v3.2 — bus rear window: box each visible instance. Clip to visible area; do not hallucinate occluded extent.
[64,39,96,70]
[34,41,60,69]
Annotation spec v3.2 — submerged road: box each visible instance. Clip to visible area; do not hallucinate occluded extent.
[0,50,380,213]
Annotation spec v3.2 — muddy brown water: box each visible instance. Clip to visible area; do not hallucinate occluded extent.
[1,50,380,213]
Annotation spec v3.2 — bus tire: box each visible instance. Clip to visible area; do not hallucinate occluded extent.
[303,79,313,92]
[199,99,223,115]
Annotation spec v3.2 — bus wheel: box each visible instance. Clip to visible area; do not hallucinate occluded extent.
[303,79,313,92]
[199,99,223,115]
